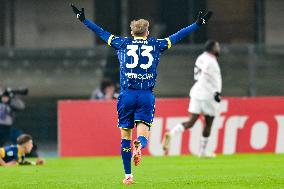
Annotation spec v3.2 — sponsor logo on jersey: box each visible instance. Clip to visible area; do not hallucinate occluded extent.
[125,73,154,80]
[7,151,13,156]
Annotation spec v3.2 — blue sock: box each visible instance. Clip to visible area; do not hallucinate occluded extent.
[121,139,132,175]
[138,136,148,149]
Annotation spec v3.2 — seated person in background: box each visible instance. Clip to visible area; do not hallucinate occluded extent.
[0,134,44,166]
[91,78,118,100]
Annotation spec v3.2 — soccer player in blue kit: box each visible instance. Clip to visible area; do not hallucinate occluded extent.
[0,134,44,166]
[71,4,212,185]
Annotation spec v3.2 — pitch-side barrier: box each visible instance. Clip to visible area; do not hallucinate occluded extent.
[58,97,284,156]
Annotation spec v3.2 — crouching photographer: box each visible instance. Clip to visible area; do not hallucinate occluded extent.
[0,87,27,146]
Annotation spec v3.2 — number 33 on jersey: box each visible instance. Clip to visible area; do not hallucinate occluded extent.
[107,36,171,90]
[126,45,153,70]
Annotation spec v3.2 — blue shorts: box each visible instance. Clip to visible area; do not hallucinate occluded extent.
[117,89,155,129]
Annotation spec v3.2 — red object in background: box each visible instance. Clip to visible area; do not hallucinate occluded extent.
[58,97,284,157]
[58,100,120,156]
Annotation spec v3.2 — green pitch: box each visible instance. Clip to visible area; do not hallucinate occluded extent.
[1,154,284,189]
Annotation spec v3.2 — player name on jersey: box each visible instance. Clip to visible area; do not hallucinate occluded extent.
[132,40,148,44]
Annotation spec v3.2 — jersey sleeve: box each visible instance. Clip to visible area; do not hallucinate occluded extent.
[196,57,209,73]
[217,75,222,93]
[108,35,128,50]
[83,19,126,50]
[83,19,111,44]
[156,22,199,52]
[156,38,172,52]
[18,155,25,163]
[0,148,5,158]
[168,23,199,46]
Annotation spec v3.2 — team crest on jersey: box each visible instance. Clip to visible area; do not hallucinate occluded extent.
[7,151,13,156]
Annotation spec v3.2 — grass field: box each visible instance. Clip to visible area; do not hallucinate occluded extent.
[1,154,284,189]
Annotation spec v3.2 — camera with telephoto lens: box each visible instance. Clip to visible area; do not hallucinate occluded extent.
[0,87,29,99]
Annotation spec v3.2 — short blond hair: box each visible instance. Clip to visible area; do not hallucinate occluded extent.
[130,19,149,37]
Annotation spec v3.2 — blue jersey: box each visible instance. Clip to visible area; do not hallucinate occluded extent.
[113,37,169,90]
[83,19,199,91]
[0,145,25,163]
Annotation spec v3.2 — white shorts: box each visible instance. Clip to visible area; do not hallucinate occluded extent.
[188,98,219,117]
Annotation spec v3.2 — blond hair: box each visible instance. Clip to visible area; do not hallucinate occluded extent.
[130,19,149,37]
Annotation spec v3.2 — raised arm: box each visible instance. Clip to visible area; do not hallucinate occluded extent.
[83,19,112,44]
[167,11,213,46]
[71,4,119,46]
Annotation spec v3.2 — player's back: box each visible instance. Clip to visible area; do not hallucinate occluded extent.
[114,37,170,91]
[83,17,201,91]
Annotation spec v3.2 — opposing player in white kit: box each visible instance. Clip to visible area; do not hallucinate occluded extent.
[162,40,222,157]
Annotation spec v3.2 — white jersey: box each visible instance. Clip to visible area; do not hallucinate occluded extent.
[190,52,222,100]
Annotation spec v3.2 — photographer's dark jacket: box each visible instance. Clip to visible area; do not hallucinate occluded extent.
[0,98,25,126]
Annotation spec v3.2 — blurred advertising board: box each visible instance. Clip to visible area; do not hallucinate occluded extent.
[58,97,284,156]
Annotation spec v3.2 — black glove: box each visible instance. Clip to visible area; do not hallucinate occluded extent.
[195,11,213,27]
[214,92,221,103]
[71,4,85,22]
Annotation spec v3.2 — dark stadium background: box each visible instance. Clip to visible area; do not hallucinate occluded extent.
[0,0,283,155]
